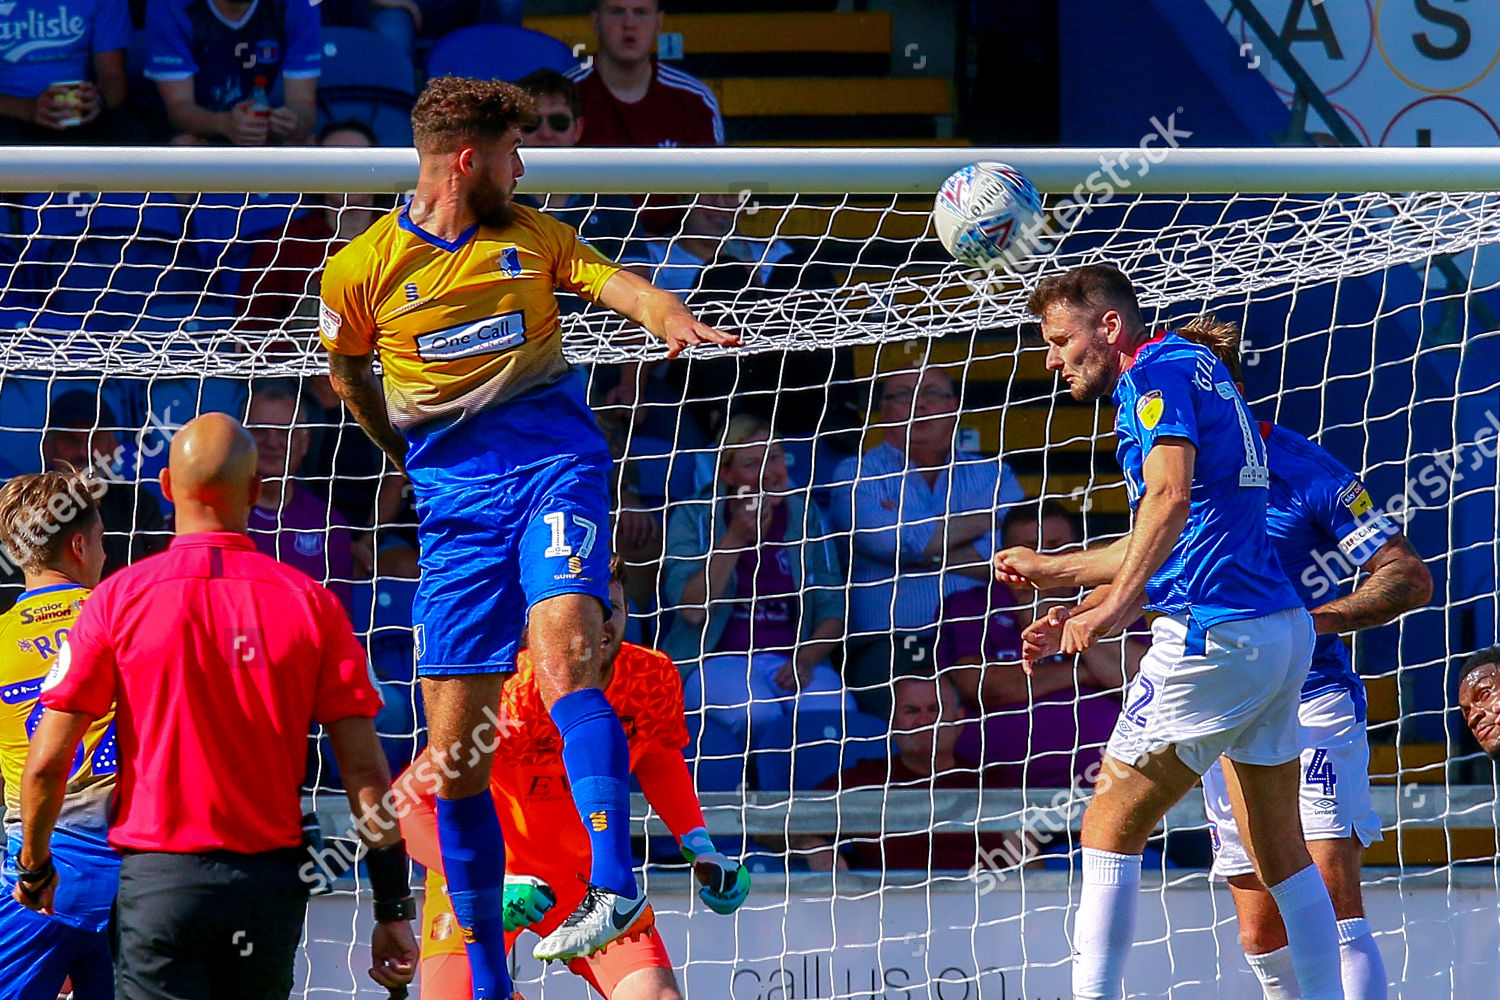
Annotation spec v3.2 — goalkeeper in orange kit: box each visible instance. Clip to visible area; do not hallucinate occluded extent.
[397,558,750,999]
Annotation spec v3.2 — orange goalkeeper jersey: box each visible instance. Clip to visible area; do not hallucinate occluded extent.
[319,202,622,433]
[404,642,692,957]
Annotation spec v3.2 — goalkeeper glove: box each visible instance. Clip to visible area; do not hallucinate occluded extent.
[502,874,556,932]
[680,827,750,915]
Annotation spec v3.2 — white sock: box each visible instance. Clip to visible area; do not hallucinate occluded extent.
[1266,866,1342,1000]
[1338,917,1388,1000]
[1245,945,1301,999]
[1072,848,1142,1000]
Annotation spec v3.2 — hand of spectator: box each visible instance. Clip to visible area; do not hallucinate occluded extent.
[660,313,740,360]
[1021,606,1066,673]
[372,0,422,30]
[227,100,270,146]
[616,507,660,554]
[268,106,300,140]
[32,85,79,130]
[993,547,1063,590]
[721,489,769,548]
[368,919,418,989]
[352,534,376,578]
[774,655,815,692]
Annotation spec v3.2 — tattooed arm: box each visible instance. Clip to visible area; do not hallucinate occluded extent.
[326,351,408,471]
[1310,535,1432,635]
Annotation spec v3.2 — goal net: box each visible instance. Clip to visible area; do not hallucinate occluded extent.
[1,146,1496,999]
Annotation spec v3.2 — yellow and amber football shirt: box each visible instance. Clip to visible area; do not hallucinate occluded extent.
[319,203,622,433]
[0,583,115,835]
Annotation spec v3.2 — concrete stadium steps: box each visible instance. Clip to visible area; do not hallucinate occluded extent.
[526,11,894,77]
[527,10,951,140]
[734,196,934,243]
[1369,742,1449,785]
[1363,826,1497,867]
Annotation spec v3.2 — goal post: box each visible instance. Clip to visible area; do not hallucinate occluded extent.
[0,146,1496,998]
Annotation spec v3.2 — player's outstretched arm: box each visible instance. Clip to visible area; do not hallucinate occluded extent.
[994,534,1129,590]
[327,716,419,990]
[1065,441,1193,648]
[327,352,409,471]
[595,268,741,359]
[635,744,750,914]
[14,708,95,913]
[1310,534,1432,635]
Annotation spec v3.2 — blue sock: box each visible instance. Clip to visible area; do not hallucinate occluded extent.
[550,688,637,897]
[436,791,511,999]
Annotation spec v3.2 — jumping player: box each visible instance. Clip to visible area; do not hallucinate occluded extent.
[1011,265,1343,1000]
[0,472,114,1000]
[1001,315,1432,999]
[396,559,750,999]
[319,75,737,995]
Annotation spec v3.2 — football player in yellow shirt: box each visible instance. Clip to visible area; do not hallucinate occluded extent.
[0,471,114,999]
[320,76,737,997]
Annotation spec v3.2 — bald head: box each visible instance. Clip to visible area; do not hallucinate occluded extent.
[162,414,261,533]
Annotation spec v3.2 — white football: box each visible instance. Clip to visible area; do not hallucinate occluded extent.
[932,161,1045,269]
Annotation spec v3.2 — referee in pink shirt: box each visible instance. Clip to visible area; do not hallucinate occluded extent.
[14,414,418,999]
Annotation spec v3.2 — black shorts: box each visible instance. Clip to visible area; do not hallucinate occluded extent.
[114,849,310,1000]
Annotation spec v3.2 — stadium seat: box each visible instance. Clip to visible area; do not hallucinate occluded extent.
[426,25,577,83]
[317,26,417,147]
[187,193,308,294]
[685,713,752,792]
[753,708,889,791]
[350,576,422,774]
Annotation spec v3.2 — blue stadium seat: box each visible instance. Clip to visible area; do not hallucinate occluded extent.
[318,26,417,147]
[426,25,577,83]
[134,374,247,488]
[350,576,422,774]
[685,713,751,792]
[628,433,701,510]
[187,193,307,293]
[753,709,890,791]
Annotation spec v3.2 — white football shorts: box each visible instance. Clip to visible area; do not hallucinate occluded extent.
[1104,605,1316,776]
[1203,688,1383,879]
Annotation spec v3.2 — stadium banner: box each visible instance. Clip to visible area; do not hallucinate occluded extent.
[301,876,1498,998]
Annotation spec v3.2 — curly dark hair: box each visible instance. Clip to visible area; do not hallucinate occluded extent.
[1025,263,1142,324]
[411,75,538,154]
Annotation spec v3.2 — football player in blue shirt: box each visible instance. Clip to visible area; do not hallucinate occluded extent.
[1010,264,1343,1000]
[1001,313,1432,1000]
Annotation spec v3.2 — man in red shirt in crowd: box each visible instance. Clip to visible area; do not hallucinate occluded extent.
[566,0,723,148]
[14,413,418,1000]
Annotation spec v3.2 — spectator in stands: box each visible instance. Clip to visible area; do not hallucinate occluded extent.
[515,68,637,261]
[145,0,320,145]
[799,672,1015,872]
[567,0,722,149]
[238,121,385,337]
[299,374,421,581]
[245,382,355,608]
[41,392,168,579]
[0,0,142,144]
[370,0,520,72]
[661,414,850,738]
[831,365,1025,720]
[946,501,1142,789]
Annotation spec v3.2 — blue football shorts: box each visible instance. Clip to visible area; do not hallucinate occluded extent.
[0,888,113,1000]
[405,372,614,676]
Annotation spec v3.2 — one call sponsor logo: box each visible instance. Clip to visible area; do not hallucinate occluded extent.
[415,311,525,362]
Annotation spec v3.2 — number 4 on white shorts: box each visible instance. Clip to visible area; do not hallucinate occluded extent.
[543,511,599,560]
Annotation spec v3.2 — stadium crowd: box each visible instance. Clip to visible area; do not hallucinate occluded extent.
[0,0,1160,881]
[0,0,1440,894]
